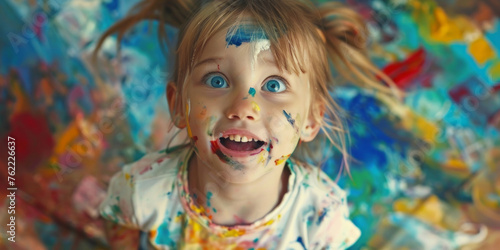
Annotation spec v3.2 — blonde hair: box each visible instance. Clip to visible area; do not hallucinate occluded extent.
[94,0,398,176]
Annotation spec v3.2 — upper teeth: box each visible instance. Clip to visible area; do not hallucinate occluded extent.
[227,135,255,142]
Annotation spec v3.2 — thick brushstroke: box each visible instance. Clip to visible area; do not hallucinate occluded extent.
[226,24,267,47]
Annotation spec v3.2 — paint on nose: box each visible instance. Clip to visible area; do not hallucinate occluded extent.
[251,101,260,112]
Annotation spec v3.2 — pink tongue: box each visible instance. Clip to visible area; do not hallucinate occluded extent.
[224,140,260,151]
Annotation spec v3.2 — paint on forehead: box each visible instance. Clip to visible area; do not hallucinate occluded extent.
[252,39,271,70]
[226,24,268,47]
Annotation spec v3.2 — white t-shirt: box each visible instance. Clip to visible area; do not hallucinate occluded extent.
[99,147,360,249]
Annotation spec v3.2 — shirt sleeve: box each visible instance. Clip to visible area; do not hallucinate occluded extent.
[99,168,141,229]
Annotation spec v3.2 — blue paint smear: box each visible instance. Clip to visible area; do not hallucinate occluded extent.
[283,110,295,127]
[155,222,176,247]
[226,25,267,47]
[296,236,306,249]
[248,87,256,97]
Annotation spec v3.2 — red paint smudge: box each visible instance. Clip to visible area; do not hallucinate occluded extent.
[217,64,220,71]
[210,140,219,154]
[381,47,427,89]
[139,165,153,175]
[5,112,54,172]
[192,136,198,142]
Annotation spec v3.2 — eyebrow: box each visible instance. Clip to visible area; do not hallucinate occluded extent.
[194,57,223,69]
[193,55,278,69]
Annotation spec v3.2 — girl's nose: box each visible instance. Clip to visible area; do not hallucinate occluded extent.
[225,95,260,121]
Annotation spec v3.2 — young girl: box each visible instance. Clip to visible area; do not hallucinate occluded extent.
[97,0,395,249]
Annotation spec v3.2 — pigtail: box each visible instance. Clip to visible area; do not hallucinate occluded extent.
[317,2,402,99]
[92,0,198,60]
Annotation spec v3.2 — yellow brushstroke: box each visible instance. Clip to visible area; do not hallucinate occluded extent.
[257,152,266,165]
[221,229,246,237]
[445,158,468,170]
[468,37,496,65]
[426,6,478,43]
[274,154,291,165]
[393,195,444,227]
[251,101,260,112]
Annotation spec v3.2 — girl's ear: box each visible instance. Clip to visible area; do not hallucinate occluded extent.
[167,82,187,129]
[300,105,324,142]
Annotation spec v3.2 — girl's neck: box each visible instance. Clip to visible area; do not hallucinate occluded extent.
[187,154,290,226]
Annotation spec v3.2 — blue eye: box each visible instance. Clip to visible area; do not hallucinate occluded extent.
[205,75,228,88]
[263,79,286,93]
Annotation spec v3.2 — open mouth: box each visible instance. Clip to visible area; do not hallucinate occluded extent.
[219,135,266,152]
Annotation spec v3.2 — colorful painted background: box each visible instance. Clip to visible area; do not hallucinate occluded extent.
[1,0,500,249]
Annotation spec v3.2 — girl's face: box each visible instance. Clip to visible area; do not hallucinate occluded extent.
[175,25,320,183]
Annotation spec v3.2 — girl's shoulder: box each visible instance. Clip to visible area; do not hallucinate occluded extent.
[122,147,187,180]
[287,159,360,249]
[290,158,347,203]
[99,147,188,230]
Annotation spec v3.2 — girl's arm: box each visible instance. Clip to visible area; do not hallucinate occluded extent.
[104,220,141,249]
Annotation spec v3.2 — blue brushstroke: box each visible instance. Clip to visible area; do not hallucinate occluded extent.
[297,236,306,249]
[226,25,267,47]
[283,110,295,127]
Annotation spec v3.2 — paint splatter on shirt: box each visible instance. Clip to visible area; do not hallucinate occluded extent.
[100,148,360,249]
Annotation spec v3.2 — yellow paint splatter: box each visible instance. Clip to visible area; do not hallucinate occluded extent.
[125,173,131,181]
[221,229,246,237]
[428,6,478,43]
[468,37,496,65]
[251,101,260,112]
[274,154,291,165]
[445,158,468,170]
[393,195,444,227]
[257,150,266,165]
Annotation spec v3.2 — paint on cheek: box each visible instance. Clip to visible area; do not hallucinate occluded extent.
[198,105,207,119]
[257,150,266,164]
[283,110,295,127]
[248,87,256,97]
[251,101,260,112]
[210,140,244,170]
[265,140,273,165]
[274,154,291,165]
[206,116,217,136]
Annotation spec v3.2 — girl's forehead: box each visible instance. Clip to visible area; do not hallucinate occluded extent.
[225,24,268,47]
[198,26,273,63]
